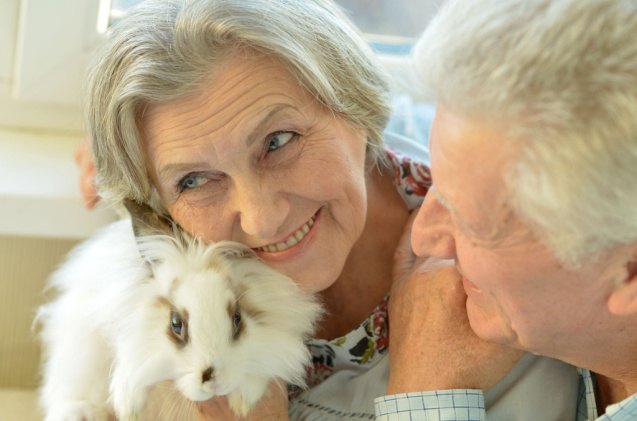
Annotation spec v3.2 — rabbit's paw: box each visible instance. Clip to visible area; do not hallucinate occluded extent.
[44,401,109,421]
[112,402,142,421]
[228,391,251,417]
[227,379,270,417]
[111,387,146,421]
[110,372,149,421]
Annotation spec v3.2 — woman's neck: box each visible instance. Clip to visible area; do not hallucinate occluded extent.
[314,164,410,340]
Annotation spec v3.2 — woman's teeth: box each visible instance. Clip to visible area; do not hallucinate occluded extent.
[258,216,315,253]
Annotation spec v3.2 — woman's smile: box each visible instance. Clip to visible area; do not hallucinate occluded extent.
[253,208,322,262]
[255,210,318,253]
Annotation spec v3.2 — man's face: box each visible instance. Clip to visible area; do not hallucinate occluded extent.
[410,108,618,357]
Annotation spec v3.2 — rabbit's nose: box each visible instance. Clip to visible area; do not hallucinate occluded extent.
[202,366,215,383]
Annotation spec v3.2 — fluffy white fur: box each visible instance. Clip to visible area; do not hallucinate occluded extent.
[37,216,322,421]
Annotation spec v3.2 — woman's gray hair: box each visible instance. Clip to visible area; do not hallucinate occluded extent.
[85,0,391,212]
[414,0,637,266]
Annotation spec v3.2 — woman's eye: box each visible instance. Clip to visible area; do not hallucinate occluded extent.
[176,173,208,193]
[266,131,296,151]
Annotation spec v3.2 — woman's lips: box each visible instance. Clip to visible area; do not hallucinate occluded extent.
[253,208,321,258]
[255,213,316,253]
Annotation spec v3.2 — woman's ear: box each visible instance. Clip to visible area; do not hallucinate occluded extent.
[607,251,637,316]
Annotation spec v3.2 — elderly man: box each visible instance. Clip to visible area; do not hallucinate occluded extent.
[377,0,637,419]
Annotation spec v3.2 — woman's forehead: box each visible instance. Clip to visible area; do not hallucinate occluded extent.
[141,54,314,145]
[146,54,303,116]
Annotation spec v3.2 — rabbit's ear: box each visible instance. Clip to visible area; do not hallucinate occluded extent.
[123,199,179,269]
[123,199,174,238]
[123,199,193,261]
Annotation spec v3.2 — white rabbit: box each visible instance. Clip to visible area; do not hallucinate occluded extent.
[37,200,322,421]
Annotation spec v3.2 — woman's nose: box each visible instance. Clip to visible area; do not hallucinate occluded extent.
[411,190,457,260]
[233,180,289,240]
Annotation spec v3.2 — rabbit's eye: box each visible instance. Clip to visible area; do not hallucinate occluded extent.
[232,308,243,340]
[171,313,182,333]
[169,309,189,345]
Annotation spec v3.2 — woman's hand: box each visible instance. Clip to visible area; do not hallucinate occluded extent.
[387,210,524,394]
[196,380,289,420]
[73,138,100,209]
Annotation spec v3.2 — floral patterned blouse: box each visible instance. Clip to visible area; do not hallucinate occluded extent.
[297,147,431,394]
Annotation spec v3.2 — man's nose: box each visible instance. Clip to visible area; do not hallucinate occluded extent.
[411,190,457,260]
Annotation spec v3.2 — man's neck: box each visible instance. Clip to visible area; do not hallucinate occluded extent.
[595,374,630,412]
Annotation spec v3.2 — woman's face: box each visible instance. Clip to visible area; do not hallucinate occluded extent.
[141,52,369,293]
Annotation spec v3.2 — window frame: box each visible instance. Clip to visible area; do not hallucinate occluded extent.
[12,0,102,107]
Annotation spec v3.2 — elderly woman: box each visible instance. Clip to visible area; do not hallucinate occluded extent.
[84,0,578,419]
[393,0,637,419]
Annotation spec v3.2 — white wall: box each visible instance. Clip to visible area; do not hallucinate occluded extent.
[0,0,116,241]
[0,0,116,392]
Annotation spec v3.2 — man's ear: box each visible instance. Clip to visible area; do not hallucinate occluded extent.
[607,249,637,316]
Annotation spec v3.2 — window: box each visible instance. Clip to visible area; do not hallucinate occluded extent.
[103,0,438,53]
[3,0,437,129]
[99,0,143,32]
[337,0,438,54]
[12,0,103,107]
[0,0,89,132]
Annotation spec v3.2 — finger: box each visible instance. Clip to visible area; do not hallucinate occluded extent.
[73,143,83,165]
[80,171,100,209]
[74,139,101,209]
[195,396,233,419]
[73,138,91,164]
[83,192,100,209]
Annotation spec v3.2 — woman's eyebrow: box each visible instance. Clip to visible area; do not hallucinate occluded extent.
[245,104,295,147]
[158,162,208,183]
[157,104,297,182]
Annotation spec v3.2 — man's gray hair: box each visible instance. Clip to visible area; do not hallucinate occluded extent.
[415,0,637,265]
[85,0,391,212]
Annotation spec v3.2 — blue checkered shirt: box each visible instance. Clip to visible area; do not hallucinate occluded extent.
[374,368,637,420]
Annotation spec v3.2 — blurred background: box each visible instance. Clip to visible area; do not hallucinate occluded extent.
[0,0,439,418]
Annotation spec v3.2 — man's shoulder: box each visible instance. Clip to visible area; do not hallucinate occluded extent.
[601,393,637,420]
